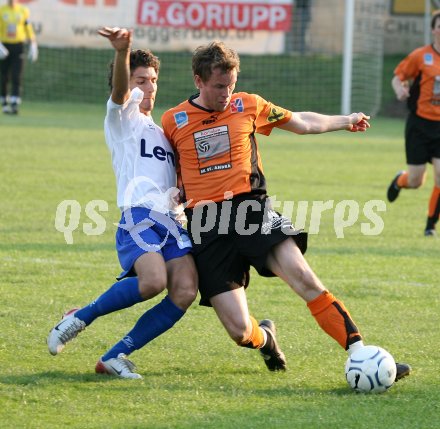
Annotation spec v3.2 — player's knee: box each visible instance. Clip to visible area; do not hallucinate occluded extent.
[168,277,198,310]
[408,175,425,188]
[137,274,167,300]
[410,180,423,188]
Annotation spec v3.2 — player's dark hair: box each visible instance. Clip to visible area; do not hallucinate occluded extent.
[192,41,240,82]
[107,49,160,90]
[431,11,440,29]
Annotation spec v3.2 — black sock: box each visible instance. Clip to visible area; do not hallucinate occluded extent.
[426,216,437,231]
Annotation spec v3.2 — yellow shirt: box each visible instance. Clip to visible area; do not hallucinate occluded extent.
[0,4,35,44]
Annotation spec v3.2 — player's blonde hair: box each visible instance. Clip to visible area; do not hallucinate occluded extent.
[192,41,240,82]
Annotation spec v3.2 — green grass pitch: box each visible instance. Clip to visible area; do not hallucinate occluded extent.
[0,102,439,428]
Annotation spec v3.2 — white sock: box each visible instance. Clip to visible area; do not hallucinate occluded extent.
[348,340,365,356]
[260,327,268,348]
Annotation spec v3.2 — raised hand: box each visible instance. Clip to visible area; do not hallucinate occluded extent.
[98,27,132,51]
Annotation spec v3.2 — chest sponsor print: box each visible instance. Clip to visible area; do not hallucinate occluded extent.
[140,139,175,166]
[193,125,232,175]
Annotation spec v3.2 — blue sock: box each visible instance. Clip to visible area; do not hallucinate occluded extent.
[101,295,185,361]
[75,277,142,326]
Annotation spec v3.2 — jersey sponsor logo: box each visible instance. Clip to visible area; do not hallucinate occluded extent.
[200,163,232,174]
[230,98,244,113]
[424,53,434,66]
[433,76,440,96]
[6,23,17,39]
[202,114,218,125]
[174,111,188,128]
[267,107,285,122]
[197,140,210,153]
[193,125,232,174]
[140,139,175,166]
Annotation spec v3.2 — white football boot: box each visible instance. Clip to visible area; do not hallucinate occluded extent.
[95,353,142,379]
[47,309,86,355]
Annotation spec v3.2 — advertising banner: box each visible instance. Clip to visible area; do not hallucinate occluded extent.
[23,0,293,54]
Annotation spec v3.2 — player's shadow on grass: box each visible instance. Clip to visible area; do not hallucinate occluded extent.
[0,366,260,386]
[0,370,354,396]
[0,369,355,399]
[0,371,123,385]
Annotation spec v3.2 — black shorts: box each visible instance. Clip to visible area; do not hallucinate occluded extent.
[186,194,308,306]
[405,113,440,165]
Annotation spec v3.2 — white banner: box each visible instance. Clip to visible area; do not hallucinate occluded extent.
[23,0,293,54]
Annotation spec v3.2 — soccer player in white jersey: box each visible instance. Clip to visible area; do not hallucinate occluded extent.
[47,27,198,379]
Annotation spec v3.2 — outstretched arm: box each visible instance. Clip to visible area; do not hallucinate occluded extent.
[279,111,370,135]
[98,27,132,105]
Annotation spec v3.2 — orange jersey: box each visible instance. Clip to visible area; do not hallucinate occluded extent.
[394,45,440,120]
[162,92,292,208]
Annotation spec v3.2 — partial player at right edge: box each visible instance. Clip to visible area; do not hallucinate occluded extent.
[387,10,440,237]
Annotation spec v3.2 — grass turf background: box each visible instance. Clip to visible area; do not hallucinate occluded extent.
[0,104,438,428]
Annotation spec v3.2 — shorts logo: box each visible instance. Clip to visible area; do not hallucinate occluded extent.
[230,98,244,113]
[267,107,285,123]
[174,111,188,128]
[424,53,434,65]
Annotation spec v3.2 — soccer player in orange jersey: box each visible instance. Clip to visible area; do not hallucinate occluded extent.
[387,11,440,236]
[161,41,411,381]
[0,0,38,114]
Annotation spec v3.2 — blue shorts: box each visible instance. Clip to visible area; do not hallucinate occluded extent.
[116,207,192,279]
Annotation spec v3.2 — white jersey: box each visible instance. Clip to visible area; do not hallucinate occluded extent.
[104,88,179,216]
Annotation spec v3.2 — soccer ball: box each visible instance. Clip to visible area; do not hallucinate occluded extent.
[345,345,396,393]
